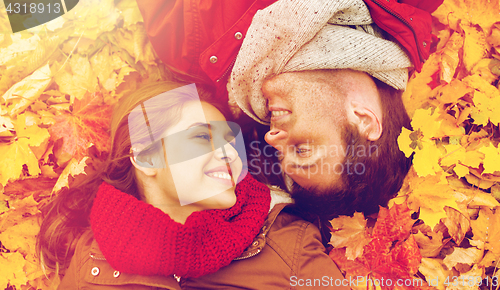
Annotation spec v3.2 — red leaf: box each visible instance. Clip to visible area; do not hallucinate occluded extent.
[330,204,423,290]
[49,92,111,163]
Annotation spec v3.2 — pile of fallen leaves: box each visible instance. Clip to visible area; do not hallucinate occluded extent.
[1,0,500,289]
[329,0,500,289]
[0,0,171,288]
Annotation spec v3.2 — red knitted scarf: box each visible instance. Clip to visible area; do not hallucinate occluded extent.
[90,174,270,278]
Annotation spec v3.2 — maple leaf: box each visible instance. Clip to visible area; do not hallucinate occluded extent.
[433,0,500,35]
[329,212,371,260]
[470,208,500,256]
[414,230,446,258]
[54,54,99,102]
[1,63,52,117]
[48,92,111,164]
[461,24,490,72]
[0,114,49,186]
[442,206,470,245]
[443,247,483,271]
[418,258,452,290]
[0,252,28,289]
[330,204,421,290]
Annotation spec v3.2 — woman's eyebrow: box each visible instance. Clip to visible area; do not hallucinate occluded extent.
[187,122,211,129]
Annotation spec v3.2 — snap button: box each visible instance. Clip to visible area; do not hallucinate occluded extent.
[423,41,427,47]
[252,240,259,247]
[113,271,120,278]
[210,56,218,63]
[91,267,100,276]
[234,32,243,40]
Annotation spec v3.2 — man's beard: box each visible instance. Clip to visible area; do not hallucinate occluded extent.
[291,183,355,219]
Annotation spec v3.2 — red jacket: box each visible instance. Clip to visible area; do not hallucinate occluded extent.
[137,0,443,94]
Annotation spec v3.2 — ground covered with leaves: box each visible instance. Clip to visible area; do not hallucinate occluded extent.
[0,0,499,289]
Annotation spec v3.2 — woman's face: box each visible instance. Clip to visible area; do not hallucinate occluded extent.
[155,101,243,210]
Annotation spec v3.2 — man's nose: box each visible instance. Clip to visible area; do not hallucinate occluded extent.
[265,129,288,149]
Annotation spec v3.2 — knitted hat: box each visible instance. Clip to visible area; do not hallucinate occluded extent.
[228,0,412,124]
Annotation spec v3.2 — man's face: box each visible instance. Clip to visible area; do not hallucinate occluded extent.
[263,70,348,190]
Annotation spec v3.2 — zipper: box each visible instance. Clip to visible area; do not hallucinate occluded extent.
[233,248,262,260]
[216,56,238,83]
[90,253,107,261]
[369,0,426,63]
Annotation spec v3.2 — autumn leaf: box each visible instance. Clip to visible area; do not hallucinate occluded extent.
[419,258,452,290]
[48,92,111,164]
[330,204,421,289]
[470,208,500,256]
[54,54,99,102]
[1,63,52,117]
[433,0,500,34]
[443,247,483,270]
[0,113,49,186]
[414,230,446,258]
[0,252,28,289]
[329,212,371,260]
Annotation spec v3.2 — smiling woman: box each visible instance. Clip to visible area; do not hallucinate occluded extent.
[36,81,271,288]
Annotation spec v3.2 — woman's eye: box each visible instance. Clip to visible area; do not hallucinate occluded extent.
[195,133,211,141]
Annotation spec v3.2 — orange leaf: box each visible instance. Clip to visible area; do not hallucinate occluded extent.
[329,212,371,260]
[48,92,111,163]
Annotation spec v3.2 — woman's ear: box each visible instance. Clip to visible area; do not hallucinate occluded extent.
[347,101,382,141]
[130,145,159,176]
[130,155,158,176]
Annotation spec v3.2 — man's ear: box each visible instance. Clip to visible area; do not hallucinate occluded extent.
[347,101,382,141]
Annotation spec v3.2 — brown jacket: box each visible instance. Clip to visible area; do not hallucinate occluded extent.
[58,204,348,289]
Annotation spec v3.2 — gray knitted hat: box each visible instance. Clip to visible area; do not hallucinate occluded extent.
[228,0,412,124]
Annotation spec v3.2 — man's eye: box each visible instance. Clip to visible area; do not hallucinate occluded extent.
[296,147,311,157]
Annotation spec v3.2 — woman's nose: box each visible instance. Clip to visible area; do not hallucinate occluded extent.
[214,142,238,163]
[265,129,288,149]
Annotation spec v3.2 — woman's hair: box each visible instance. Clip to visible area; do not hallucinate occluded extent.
[37,81,221,274]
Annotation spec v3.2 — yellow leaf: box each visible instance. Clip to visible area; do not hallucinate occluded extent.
[1,64,52,117]
[454,163,469,178]
[54,54,98,101]
[471,208,500,255]
[397,127,414,158]
[445,264,483,290]
[461,23,490,72]
[479,143,500,174]
[439,32,463,83]
[463,150,483,168]
[434,80,471,105]
[407,172,459,229]
[0,217,39,254]
[0,252,28,290]
[441,144,466,167]
[412,140,442,177]
[433,0,500,34]
[402,54,441,117]
[52,157,88,194]
[419,258,452,290]
[0,114,49,186]
[412,108,441,138]
[443,247,483,270]
[116,0,144,27]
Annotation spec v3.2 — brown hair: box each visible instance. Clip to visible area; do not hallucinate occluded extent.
[37,81,218,274]
[291,78,412,218]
